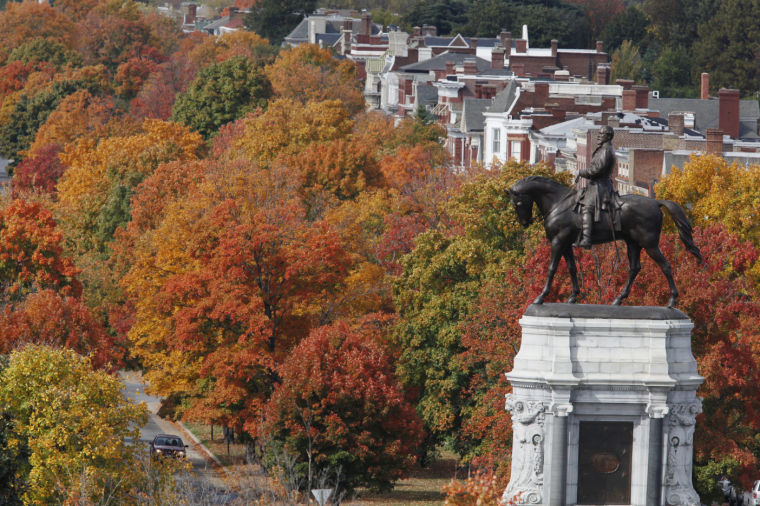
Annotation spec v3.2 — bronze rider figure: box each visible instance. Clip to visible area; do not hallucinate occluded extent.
[574,125,618,249]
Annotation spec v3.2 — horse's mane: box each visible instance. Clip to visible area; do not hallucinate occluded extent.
[512,175,569,193]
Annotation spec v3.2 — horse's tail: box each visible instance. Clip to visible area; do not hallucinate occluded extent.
[658,200,703,264]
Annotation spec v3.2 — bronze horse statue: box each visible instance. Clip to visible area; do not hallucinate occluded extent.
[509,176,702,307]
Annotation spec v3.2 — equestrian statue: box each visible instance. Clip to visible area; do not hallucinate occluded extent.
[509,126,702,308]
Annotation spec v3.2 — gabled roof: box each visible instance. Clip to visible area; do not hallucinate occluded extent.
[202,16,230,31]
[422,35,501,48]
[317,33,341,46]
[285,18,309,42]
[284,15,383,44]
[487,80,519,114]
[461,98,491,133]
[399,51,491,73]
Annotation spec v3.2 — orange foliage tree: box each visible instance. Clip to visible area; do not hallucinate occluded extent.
[0,1,76,55]
[265,44,363,115]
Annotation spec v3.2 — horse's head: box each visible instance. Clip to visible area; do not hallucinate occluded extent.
[509,188,534,227]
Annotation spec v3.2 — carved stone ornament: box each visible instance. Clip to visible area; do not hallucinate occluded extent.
[503,394,546,504]
[664,400,703,506]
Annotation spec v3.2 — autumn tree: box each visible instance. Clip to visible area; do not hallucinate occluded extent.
[0,199,81,303]
[265,44,363,115]
[0,345,149,504]
[27,89,116,157]
[123,161,351,437]
[261,320,424,493]
[7,38,82,69]
[11,143,65,196]
[0,289,112,369]
[0,1,76,55]
[172,55,271,139]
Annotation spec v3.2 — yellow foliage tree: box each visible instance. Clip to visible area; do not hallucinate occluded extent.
[656,153,760,280]
[56,119,204,255]
[657,154,760,245]
[0,345,148,504]
[234,98,353,166]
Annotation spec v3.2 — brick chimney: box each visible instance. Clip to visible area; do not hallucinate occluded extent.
[445,60,455,75]
[471,37,478,49]
[668,112,685,136]
[184,3,197,25]
[615,79,634,90]
[633,85,649,109]
[511,63,525,76]
[413,26,421,37]
[718,88,740,139]
[701,73,710,100]
[534,81,549,106]
[596,64,610,85]
[361,12,372,36]
[499,30,512,56]
[705,128,724,154]
[551,39,558,58]
[491,46,505,69]
[422,24,437,36]
[622,89,636,112]
[596,41,604,53]
[463,58,478,75]
[515,39,527,53]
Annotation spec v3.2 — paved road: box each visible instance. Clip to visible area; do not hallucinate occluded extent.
[121,371,239,504]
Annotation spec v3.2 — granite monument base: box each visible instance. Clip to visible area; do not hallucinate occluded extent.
[502,304,703,506]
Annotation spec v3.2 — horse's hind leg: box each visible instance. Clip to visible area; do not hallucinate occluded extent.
[613,241,641,305]
[563,246,580,303]
[645,246,678,307]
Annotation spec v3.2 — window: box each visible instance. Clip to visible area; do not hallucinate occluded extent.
[510,140,522,161]
[492,128,501,155]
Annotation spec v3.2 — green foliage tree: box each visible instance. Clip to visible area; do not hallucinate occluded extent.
[172,55,271,139]
[0,410,27,506]
[402,0,468,36]
[599,5,648,52]
[7,38,82,69]
[692,0,760,94]
[610,39,644,84]
[651,46,695,98]
[393,161,565,456]
[244,0,317,45]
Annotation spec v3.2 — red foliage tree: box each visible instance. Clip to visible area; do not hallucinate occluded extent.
[261,320,425,493]
[11,142,66,196]
[458,224,760,485]
[0,199,81,302]
[0,289,112,369]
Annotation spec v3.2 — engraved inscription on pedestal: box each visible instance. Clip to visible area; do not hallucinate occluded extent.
[577,422,633,505]
[503,394,546,504]
[664,400,702,506]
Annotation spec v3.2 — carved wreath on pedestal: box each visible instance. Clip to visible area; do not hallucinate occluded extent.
[503,394,546,505]
[664,400,702,506]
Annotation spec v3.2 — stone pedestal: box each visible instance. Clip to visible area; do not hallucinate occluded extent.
[502,304,703,506]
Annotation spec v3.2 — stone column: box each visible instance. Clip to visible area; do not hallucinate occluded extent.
[503,395,547,504]
[646,402,669,506]
[663,399,702,506]
[549,402,573,506]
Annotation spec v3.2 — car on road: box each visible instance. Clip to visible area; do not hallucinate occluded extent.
[149,434,188,458]
[749,480,760,506]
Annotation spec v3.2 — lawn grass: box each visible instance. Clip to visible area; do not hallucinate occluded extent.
[182,421,461,504]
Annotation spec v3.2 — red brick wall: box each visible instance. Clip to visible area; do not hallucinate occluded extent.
[630,149,664,190]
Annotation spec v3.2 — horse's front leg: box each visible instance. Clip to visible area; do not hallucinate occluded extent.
[563,246,580,303]
[534,238,565,305]
[612,242,641,305]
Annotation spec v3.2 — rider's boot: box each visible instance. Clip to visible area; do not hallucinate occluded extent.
[574,209,594,249]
